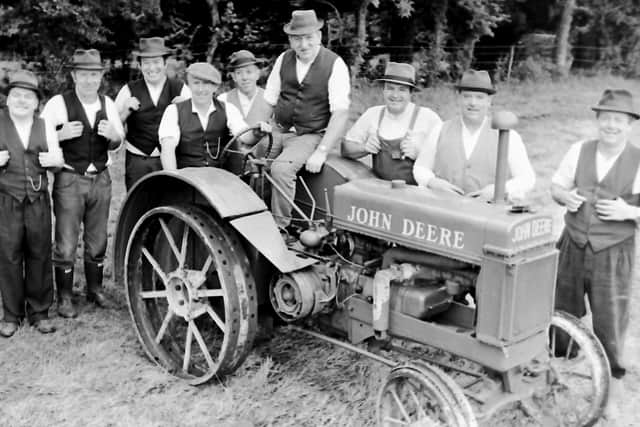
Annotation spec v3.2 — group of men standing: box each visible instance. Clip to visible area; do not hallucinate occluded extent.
[0,8,637,386]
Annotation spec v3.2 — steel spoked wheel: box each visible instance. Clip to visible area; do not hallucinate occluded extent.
[125,204,257,384]
[533,310,610,426]
[377,362,477,427]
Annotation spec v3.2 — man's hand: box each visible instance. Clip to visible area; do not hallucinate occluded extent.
[467,184,495,201]
[97,119,121,142]
[400,130,420,160]
[364,133,381,154]
[58,121,83,141]
[0,150,9,167]
[557,188,587,212]
[427,177,464,195]
[125,97,141,112]
[171,95,188,104]
[305,148,327,173]
[596,198,637,221]
[39,150,64,168]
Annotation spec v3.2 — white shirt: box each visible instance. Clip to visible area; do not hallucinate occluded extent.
[40,93,125,171]
[552,140,640,193]
[158,100,249,149]
[413,116,536,199]
[217,90,256,117]
[263,49,350,112]
[345,103,442,159]
[115,78,192,156]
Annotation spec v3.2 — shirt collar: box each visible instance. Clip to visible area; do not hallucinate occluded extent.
[191,99,216,116]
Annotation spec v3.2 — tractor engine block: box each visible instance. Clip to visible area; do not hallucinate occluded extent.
[269,265,335,322]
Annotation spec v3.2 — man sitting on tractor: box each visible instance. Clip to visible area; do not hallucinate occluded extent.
[341,62,442,184]
[413,69,535,201]
[158,62,267,170]
[552,89,640,380]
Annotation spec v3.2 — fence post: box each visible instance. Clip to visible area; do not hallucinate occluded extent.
[506,45,515,83]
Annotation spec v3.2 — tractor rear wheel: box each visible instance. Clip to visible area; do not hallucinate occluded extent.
[124,204,257,384]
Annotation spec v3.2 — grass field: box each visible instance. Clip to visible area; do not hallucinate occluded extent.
[2,73,640,426]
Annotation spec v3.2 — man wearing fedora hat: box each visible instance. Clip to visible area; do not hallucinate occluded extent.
[262,9,350,229]
[0,70,64,336]
[41,49,124,318]
[115,37,191,190]
[159,62,268,170]
[552,89,640,380]
[341,62,442,184]
[413,69,535,201]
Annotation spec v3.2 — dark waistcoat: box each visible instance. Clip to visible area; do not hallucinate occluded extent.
[226,87,271,126]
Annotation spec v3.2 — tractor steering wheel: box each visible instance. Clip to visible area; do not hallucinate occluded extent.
[218,125,274,166]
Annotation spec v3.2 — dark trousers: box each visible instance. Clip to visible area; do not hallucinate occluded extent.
[52,169,111,270]
[0,192,53,322]
[125,151,162,191]
[555,230,634,374]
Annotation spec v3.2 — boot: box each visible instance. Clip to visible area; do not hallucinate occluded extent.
[55,266,77,318]
[85,261,108,308]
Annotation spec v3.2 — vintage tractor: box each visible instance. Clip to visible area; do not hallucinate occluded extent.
[114,113,610,426]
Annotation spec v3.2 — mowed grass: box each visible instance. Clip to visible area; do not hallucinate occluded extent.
[2,74,640,427]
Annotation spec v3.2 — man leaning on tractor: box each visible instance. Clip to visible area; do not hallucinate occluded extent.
[552,89,640,380]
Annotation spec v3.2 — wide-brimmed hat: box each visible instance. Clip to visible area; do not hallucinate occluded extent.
[67,49,106,70]
[592,89,640,119]
[454,69,495,94]
[6,69,42,99]
[133,37,174,59]
[186,62,221,85]
[283,10,324,35]
[228,50,262,70]
[376,62,416,88]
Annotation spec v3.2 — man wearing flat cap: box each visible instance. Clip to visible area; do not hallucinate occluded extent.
[413,69,535,201]
[159,62,267,170]
[115,37,191,190]
[41,49,125,319]
[342,62,441,183]
[552,89,640,380]
[263,9,350,229]
[0,70,64,337]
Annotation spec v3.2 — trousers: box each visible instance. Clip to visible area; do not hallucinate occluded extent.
[125,151,162,191]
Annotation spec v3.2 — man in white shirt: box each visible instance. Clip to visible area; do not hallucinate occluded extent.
[115,37,191,190]
[552,89,640,380]
[342,62,442,184]
[262,9,350,228]
[413,69,535,201]
[0,70,64,336]
[41,49,125,318]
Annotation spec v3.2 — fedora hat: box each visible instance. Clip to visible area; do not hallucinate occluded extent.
[6,69,42,99]
[592,89,640,119]
[376,62,416,88]
[283,10,324,35]
[133,37,174,59]
[186,62,221,85]
[454,69,495,94]
[68,49,106,70]
[228,50,261,70]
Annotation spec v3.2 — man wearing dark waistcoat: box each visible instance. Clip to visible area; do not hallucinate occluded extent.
[41,49,124,319]
[263,9,350,228]
[413,69,535,202]
[159,62,266,170]
[115,37,191,190]
[552,89,640,379]
[0,70,64,337]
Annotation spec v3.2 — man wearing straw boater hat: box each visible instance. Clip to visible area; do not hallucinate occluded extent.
[41,49,124,319]
[115,37,191,190]
[552,89,640,380]
[413,69,535,201]
[341,62,441,184]
[263,9,350,230]
[0,70,64,336]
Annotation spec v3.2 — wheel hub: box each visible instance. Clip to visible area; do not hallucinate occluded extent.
[166,270,207,319]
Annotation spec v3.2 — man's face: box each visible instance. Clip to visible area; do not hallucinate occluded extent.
[231,65,260,96]
[72,69,103,98]
[139,56,166,85]
[459,90,491,125]
[187,75,218,106]
[288,31,321,62]
[382,82,412,115]
[7,87,38,118]
[597,111,633,147]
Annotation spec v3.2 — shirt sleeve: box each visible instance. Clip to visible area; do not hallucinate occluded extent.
[114,84,132,115]
[224,102,250,136]
[158,104,180,148]
[104,96,126,146]
[413,118,443,187]
[327,57,350,112]
[504,130,536,199]
[263,52,285,106]
[180,84,192,99]
[345,107,379,144]
[552,141,583,190]
[40,95,67,127]
[217,92,228,103]
[43,117,62,154]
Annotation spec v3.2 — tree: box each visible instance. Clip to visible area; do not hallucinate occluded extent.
[554,0,575,76]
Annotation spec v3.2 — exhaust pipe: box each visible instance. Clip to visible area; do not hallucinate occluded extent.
[491,111,518,204]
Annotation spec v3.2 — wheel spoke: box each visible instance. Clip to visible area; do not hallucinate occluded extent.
[190,320,216,370]
[155,310,174,344]
[201,255,213,275]
[140,290,168,299]
[551,326,557,356]
[565,337,575,359]
[142,247,168,283]
[195,288,224,299]
[206,305,226,333]
[158,218,183,266]
[183,322,193,372]
[409,387,427,420]
[390,388,412,423]
[382,416,409,426]
[179,222,190,269]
